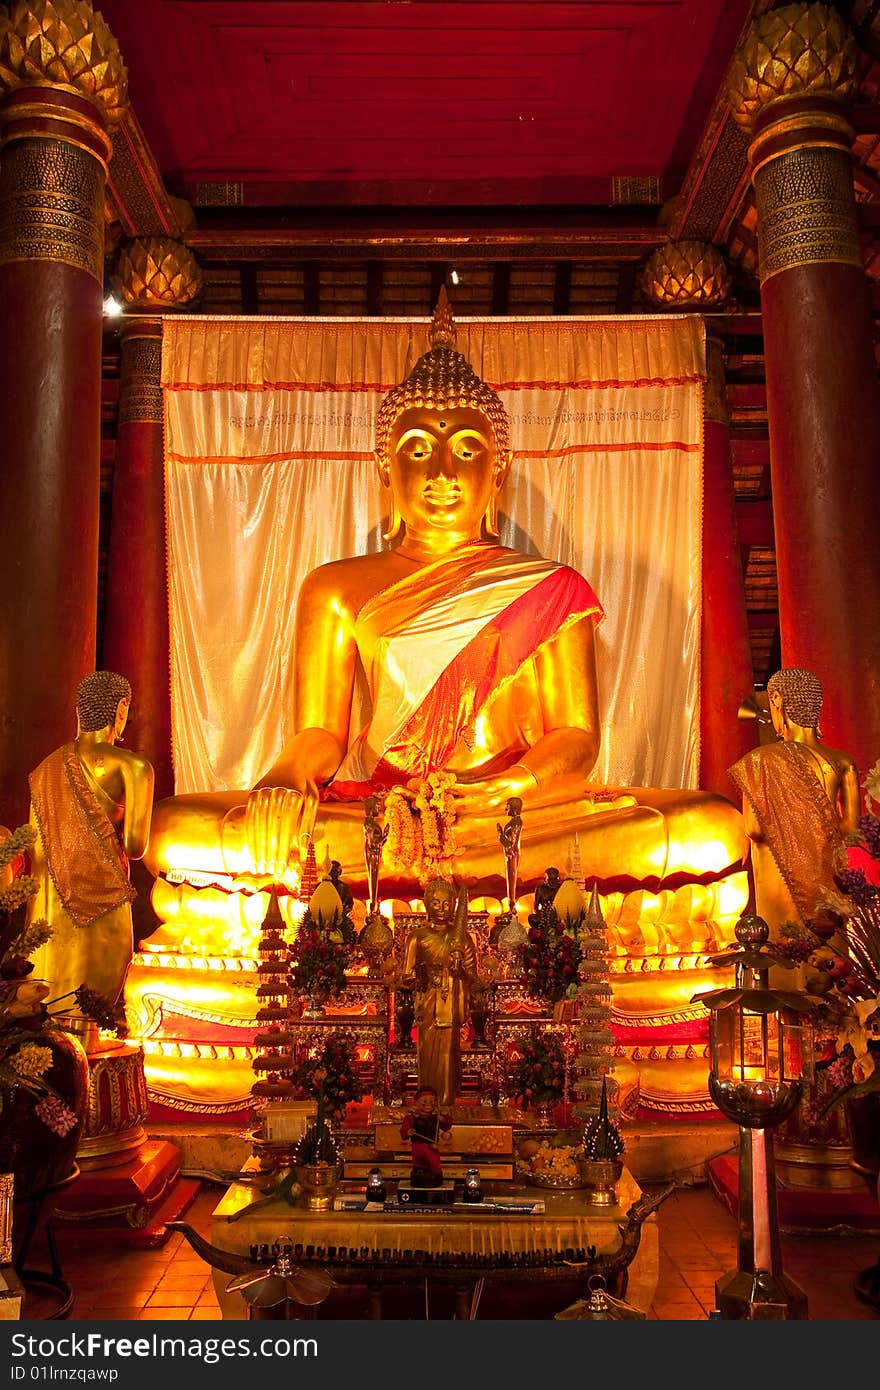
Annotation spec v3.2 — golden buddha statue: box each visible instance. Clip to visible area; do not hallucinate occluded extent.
[401,878,479,1106]
[145,292,745,904]
[28,671,155,1017]
[729,667,860,931]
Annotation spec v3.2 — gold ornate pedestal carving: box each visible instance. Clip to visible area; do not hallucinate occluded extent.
[76,1040,149,1170]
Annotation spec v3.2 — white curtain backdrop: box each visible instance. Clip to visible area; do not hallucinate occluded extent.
[162,314,705,796]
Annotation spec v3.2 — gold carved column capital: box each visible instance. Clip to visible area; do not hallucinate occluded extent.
[0,2,128,281]
[638,239,731,310]
[727,4,863,284]
[0,0,128,126]
[727,2,858,139]
[112,236,202,310]
[112,238,202,424]
[117,316,163,426]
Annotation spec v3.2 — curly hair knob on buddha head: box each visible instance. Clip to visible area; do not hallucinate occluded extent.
[76,671,131,733]
[767,667,823,729]
[374,287,511,463]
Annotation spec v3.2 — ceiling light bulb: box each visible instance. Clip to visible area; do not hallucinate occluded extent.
[103,295,123,317]
[450,269,460,285]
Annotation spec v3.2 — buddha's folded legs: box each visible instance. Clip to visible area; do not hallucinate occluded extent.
[145,781,746,899]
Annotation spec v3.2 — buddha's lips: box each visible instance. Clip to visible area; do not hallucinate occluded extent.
[422,484,461,503]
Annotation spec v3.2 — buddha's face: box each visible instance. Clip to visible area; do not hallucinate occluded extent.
[383,405,507,539]
[424,883,456,928]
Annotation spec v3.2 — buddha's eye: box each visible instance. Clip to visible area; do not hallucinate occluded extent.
[452,433,486,463]
[398,433,435,463]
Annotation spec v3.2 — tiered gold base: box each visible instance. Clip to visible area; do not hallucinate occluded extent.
[125,870,748,1117]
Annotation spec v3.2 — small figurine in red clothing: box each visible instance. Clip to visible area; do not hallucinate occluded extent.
[399,1086,452,1188]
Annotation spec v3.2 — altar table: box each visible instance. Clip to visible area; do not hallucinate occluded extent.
[208,1167,659,1319]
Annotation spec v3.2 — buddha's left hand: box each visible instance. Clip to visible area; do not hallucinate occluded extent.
[450,767,536,815]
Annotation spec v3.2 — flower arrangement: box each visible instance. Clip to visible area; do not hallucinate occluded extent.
[288,900,357,1007]
[290,1030,363,1121]
[0,825,120,1138]
[519,900,583,1005]
[384,771,458,882]
[774,765,880,1116]
[508,1030,567,1105]
[294,1086,340,1168]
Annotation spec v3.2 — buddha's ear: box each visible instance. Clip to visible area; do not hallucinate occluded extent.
[376,450,403,542]
[494,447,513,488]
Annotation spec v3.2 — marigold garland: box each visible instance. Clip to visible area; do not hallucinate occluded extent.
[384,771,458,883]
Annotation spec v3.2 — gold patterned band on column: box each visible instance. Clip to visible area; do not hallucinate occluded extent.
[0,135,105,280]
[119,331,163,425]
[753,143,862,282]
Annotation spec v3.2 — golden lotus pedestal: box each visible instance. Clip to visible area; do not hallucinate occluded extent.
[208,1163,659,1320]
[126,872,748,1122]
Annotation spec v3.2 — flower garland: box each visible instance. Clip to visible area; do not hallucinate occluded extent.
[291,1031,363,1121]
[384,771,458,883]
[508,1031,567,1105]
[519,902,583,1004]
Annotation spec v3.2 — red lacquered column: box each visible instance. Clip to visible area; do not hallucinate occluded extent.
[729,4,880,772]
[102,317,174,799]
[102,239,202,800]
[0,81,120,823]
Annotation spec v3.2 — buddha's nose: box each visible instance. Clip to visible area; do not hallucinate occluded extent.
[429,441,456,479]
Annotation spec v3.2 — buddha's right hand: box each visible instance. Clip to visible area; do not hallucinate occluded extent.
[243,783,319,880]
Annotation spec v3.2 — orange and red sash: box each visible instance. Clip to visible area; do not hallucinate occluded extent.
[29,744,135,927]
[330,542,602,798]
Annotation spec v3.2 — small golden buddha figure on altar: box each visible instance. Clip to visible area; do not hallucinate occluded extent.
[401,879,478,1107]
[729,667,860,931]
[27,671,155,1014]
[146,291,744,901]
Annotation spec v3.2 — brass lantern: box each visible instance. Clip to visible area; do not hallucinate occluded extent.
[692,912,816,1320]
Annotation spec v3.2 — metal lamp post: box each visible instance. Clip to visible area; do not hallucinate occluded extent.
[693,912,816,1319]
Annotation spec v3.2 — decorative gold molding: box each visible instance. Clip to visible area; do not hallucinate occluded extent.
[639,238,731,309]
[754,143,862,280]
[0,135,104,278]
[727,2,858,135]
[119,332,163,425]
[611,175,661,206]
[193,180,245,208]
[113,235,202,308]
[0,0,128,125]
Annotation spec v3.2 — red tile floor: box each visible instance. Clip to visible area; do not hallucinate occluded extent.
[17,1181,880,1322]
